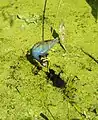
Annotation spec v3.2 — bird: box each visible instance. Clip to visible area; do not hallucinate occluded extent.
[31,37,62,66]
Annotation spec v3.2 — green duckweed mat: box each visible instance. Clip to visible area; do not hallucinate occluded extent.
[0,0,98,120]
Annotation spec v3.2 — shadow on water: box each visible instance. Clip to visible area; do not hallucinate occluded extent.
[51,26,59,39]
[26,49,42,75]
[86,0,98,22]
[40,113,49,120]
[50,27,66,51]
[46,69,66,88]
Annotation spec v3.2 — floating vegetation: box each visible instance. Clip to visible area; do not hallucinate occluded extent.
[17,14,43,25]
[81,48,98,64]
[0,0,98,119]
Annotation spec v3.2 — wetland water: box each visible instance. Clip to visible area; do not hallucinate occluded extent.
[0,0,98,120]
